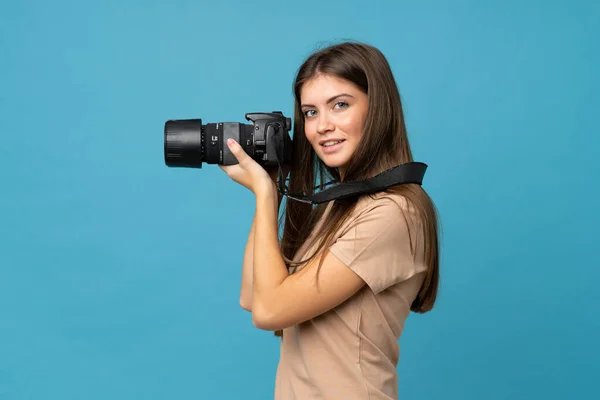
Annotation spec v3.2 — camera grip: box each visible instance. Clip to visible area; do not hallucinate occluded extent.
[222,122,241,165]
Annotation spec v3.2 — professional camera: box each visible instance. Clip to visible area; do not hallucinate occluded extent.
[164,111,293,168]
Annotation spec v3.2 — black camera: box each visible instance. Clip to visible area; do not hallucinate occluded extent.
[164,111,293,168]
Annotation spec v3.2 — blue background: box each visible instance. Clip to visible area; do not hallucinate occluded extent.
[1,0,598,399]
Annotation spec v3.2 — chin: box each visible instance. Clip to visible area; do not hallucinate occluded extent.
[313,143,353,169]
[320,155,349,169]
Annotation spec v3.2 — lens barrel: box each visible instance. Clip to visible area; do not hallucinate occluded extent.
[164,119,204,168]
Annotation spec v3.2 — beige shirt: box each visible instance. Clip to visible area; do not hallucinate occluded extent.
[274,192,427,400]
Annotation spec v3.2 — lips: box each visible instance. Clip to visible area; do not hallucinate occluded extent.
[320,139,345,154]
[319,139,346,147]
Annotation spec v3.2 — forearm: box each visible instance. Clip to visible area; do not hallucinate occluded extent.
[239,213,256,310]
[241,190,283,311]
[252,185,288,316]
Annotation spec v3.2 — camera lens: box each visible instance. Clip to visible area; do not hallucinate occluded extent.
[164,119,204,168]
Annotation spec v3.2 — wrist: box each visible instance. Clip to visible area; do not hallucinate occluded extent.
[255,179,276,196]
[256,181,279,207]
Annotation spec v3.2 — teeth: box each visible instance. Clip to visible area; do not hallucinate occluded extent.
[323,140,343,147]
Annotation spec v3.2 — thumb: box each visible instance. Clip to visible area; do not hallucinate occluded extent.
[226,138,247,163]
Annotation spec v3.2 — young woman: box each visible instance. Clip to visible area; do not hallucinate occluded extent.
[220,41,440,400]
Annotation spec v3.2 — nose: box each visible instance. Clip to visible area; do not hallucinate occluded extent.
[316,113,334,134]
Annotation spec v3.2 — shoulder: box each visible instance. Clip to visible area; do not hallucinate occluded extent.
[331,191,418,253]
[328,191,425,294]
[344,191,415,228]
[303,191,417,260]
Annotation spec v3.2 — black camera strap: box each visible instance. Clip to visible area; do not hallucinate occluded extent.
[271,155,426,206]
[282,162,427,204]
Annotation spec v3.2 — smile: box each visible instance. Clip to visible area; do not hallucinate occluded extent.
[321,139,345,153]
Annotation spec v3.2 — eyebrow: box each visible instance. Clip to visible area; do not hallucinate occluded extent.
[300,93,354,108]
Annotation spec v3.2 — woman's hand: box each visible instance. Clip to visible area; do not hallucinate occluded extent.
[219,138,274,197]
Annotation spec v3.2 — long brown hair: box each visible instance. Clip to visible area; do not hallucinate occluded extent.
[274,41,440,336]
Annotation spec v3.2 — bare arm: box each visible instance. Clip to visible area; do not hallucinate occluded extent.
[240,214,256,311]
[240,189,283,311]
[250,183,365,331]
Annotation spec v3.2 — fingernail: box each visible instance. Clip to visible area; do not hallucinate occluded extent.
[227,138,234,146]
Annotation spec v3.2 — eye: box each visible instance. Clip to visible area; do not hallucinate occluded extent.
[303,109,316,118]
[334,101,349,110]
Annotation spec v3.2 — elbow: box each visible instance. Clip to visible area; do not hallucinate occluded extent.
[252,312,276,331]
[240,297,252,312]
[251,300,284,331]
[240,286,253,311]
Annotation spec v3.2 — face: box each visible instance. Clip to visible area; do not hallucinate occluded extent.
[300,74,368,177]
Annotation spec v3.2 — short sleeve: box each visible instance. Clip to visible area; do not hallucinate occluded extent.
[328,197,427,294]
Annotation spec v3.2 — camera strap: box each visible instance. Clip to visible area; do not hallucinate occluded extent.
[274,161,428,205]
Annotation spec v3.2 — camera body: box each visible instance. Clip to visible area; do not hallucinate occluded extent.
[164,111,293,168]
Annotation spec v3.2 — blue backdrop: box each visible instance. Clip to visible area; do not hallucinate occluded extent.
[1,0,598,399]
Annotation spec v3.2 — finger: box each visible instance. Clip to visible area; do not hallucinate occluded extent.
[219,164,236,176]
[226,138,248,163]
[226,138,239,153]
